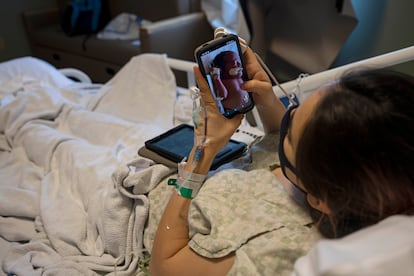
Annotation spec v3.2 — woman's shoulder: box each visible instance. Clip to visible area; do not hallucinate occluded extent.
[187,166,315,252]
[229,224,320,276]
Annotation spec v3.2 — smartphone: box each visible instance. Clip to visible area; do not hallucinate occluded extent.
[194,34,254,118]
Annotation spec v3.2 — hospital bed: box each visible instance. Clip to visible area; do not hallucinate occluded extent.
[0,46,413,275]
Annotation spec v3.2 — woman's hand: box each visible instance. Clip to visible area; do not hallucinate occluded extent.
[240,47,287,133]
[241,47,276,108]
[193,66,243,152]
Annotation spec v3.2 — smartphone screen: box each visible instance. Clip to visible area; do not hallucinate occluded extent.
[195,34,254,118]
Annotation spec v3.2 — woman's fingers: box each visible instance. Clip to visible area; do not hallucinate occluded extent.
[243,48,265,78]
[241,78,272,94]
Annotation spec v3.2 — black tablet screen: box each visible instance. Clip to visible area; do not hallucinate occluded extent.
[144,124,246,170]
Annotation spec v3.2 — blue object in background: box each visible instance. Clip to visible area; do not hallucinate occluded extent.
[279,93,300,108]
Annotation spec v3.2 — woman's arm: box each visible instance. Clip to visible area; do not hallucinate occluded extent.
[149,147,235,275]
[149,66,242,276]
[242,47,286,133]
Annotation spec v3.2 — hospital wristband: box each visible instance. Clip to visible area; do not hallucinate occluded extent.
[167,162,207,199]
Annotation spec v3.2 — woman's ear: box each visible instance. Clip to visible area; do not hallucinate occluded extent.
[307,194,332,215]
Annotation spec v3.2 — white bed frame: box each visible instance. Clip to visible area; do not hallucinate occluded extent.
[278,45,414,100]
[166,57,198,88]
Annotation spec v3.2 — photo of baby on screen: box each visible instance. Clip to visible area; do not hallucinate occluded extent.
[200,41,252,113]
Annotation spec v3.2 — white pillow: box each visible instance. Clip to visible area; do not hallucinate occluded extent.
[293,215,414,276]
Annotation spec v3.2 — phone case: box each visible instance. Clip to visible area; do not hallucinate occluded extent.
[140,124,247,170]
[194,34,254,118]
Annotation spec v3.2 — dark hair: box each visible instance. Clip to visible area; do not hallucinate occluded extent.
[296,68,414,238]
[212,51,237,70]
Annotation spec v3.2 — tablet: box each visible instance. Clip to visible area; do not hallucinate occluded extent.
[142,124,247,170]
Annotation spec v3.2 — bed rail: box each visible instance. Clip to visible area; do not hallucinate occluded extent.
[167,57,197,88]
[275,45,414,101]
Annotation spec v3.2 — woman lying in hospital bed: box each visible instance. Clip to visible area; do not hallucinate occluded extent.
[149,47,414,275]
[1,46,414,275]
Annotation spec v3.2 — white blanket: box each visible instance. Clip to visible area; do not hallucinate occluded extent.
[0,54,178,275]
